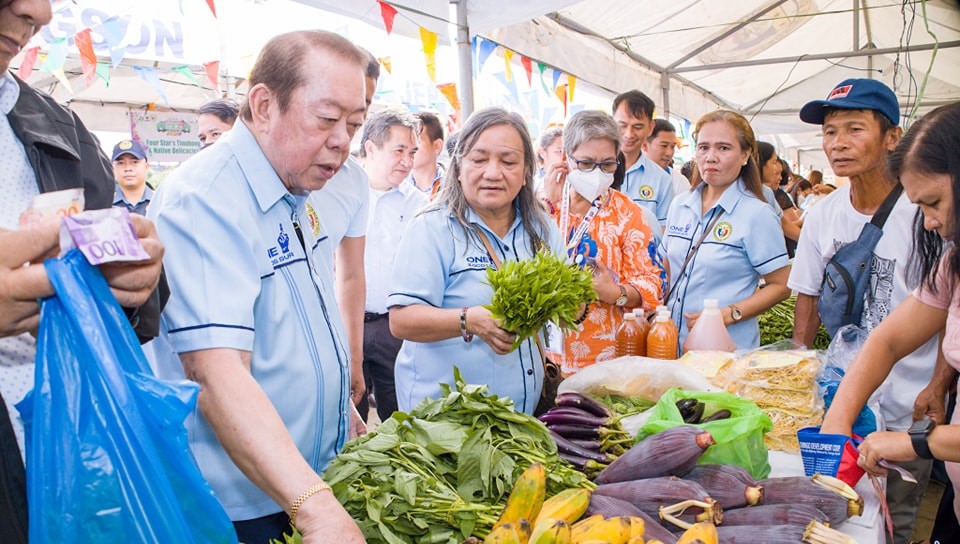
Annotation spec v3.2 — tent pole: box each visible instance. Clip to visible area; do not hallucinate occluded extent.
[456,0,475,120]
[661,72,670,118]
[853,0,860,51]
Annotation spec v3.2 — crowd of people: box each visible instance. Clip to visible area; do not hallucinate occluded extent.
[2,0,960,542]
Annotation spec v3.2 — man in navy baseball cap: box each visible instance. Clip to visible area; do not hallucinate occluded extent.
[111,139,152,215]
[794,79,937,544]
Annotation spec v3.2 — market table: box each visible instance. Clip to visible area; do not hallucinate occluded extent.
[769,451,884,543]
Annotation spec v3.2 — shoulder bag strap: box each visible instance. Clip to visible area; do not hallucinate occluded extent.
[869,183,903,230]
[472,225,550,366]
[665,208,725,303]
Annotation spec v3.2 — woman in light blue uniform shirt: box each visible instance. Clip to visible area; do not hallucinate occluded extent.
[663,110,791,350]
[388,108,565,414]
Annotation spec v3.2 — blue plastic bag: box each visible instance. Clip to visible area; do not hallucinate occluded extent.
[17,249,236,543]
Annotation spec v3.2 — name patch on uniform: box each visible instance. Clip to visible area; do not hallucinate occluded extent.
[465,254,494,270]
[639,185,655,200]
[305,203,322,237]
[267,223,297,266]
[713,221,733,242]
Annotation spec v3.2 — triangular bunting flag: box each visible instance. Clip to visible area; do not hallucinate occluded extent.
[568,75,577,103]
[203,61,220,93]
[134,66,169,106]
[18,46,39,81]
[173,66,202,89]
[419,27,438,82]
[205,0,217,18]
[493,72,519,106]
[74,28,97,87]
[437,83,460,113]
[52,68,73,94]
[99,17,127,68]
[476,37,497,73]
[555,83,568,116]
[378,1,398,34]
[41,38,68,73]
[96,63,111,87]
[537,62,550,95]
[520,56,532,86]
[503,49,514,82]
[551,69,562,91]
[378,56,392,74]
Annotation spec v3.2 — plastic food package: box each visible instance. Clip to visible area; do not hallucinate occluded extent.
[558,356,719,401]
[764,407,825,452]
[17,250,237,543]
[677,351,735,388]
[638,388,774,479]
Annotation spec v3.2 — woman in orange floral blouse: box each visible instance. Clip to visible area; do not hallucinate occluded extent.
[542,110,663,372]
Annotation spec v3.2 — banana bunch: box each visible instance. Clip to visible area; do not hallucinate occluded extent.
[484,464,668,544]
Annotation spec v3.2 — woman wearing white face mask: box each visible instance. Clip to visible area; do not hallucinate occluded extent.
[542,110,663,371]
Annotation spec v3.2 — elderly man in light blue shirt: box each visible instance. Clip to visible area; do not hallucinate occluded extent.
[612,90,675,227]
[148,30,367,544]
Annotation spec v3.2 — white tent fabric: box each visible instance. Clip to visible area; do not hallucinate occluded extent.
[299,0,960,139]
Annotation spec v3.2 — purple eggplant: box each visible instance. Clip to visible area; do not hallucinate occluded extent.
[539,410,609,427]
[550,430,615,463]
[568,438,603,451]
[555,391,614,418]
[559,452,607,474]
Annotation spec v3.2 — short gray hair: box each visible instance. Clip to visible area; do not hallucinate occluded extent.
[358,109,420,158]
[562,110,620,158]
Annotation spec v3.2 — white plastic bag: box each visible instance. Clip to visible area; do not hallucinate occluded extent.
[558,356,718,401]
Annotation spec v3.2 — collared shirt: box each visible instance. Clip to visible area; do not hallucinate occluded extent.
[309,156,369,256]
[761,185,784,218]
[620,153,675,225]
[0,71,41,459]
[405,162,445,196]
[112,183,153,216]
[365,181,428,313]
[149,121,350,520]
[387,206,564,414]
[663,179,789,349]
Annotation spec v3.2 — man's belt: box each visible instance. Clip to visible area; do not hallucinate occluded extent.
[364,312,389,322]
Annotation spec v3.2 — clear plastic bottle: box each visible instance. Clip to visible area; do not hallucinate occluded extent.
[647,310,679,359]
[615,312,646,357]
[683,298,737,353]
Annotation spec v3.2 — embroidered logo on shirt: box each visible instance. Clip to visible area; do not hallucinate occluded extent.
[465,255,493,270]
[306,203,322,237]
[638,185,655,200]
[714,221,733,242]
[668,223,693,235]
[268,224,298,265]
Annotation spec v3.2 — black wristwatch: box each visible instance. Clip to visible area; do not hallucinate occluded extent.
[908,419,936,460]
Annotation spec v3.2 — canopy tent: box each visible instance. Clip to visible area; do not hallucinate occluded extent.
[299,0,960,167]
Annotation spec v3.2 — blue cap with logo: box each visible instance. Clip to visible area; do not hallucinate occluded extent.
[111,139,149,161]
[799,78,900,126]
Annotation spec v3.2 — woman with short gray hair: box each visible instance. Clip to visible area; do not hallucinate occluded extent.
[542,110,663,371]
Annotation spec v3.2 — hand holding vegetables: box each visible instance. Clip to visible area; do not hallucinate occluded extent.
[465,306,518,355]
[485,250,596,350]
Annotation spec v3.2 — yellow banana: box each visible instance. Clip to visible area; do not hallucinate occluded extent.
[570,514,605,537]
[535,488,592,526]
[529,517,572,544]
[484,522,523,544]
[494,463,547,530]
[627,537,645,544]
[571,516,630,544]
[627,517,645,539]
[676,521,719,544]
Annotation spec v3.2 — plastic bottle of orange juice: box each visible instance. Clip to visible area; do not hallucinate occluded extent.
[683,298,737,353]
[646,310,679,359]
[615,312,646,357]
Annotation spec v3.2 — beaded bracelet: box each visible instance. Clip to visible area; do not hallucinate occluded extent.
[460,307,474,343]
[289,480,332,528]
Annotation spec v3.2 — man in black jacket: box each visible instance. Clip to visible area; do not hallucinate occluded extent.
[1,1,165,541]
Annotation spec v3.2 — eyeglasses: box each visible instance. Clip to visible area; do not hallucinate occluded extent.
[570,157,619,174]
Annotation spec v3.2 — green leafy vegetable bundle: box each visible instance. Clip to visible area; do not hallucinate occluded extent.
[485,250,596,348]
[323,369,592,544]
[759,295,831,350]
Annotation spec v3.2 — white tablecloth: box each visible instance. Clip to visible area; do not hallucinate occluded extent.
[768,451,884,543]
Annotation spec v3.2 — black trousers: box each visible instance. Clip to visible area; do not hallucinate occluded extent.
[356,314,402,422]
[234,511,291,544]
[0,391,27,544]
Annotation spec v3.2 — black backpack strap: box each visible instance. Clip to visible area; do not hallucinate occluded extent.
[869,183,903,230]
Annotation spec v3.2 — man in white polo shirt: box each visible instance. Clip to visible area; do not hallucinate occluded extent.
[357,109,426,421]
